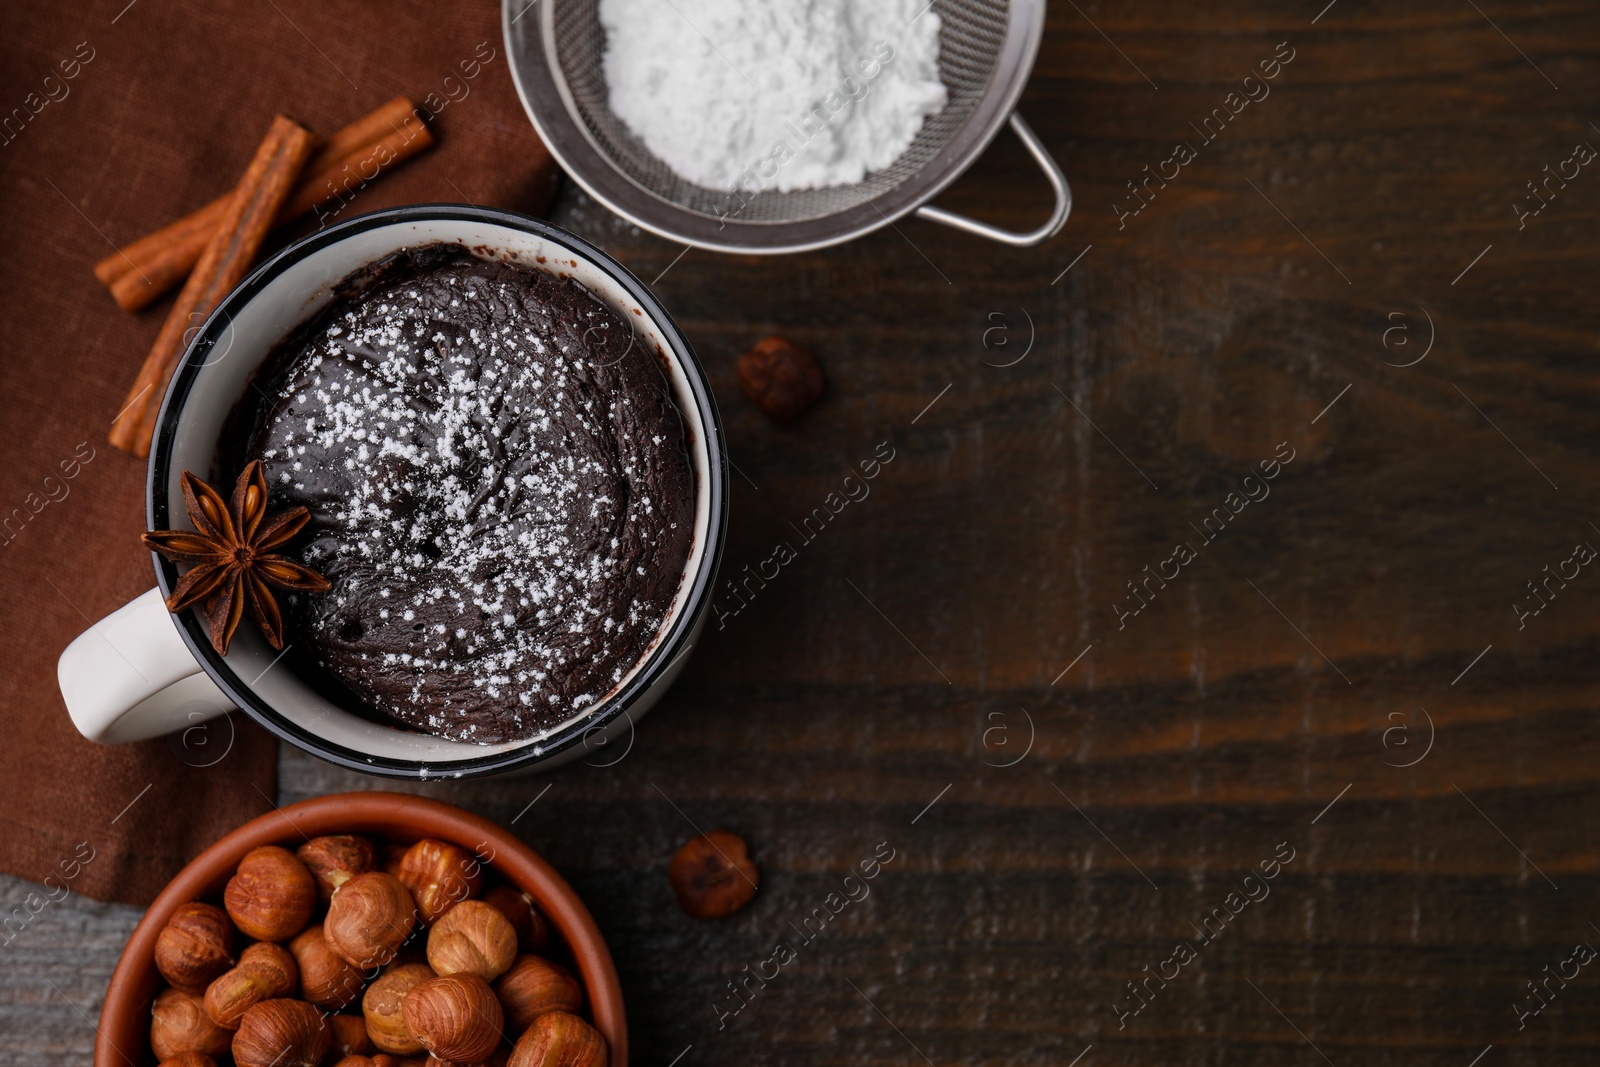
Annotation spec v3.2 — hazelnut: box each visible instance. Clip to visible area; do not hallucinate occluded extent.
[427,900,517,982]
[231,999,330,1067]
[396,839,483,924]
[150,987,232,1060]
[225,846,317,941]
[333,1057,404,1067]
[297,835,377,904]
[402,974,503,1064]
[507,1012,606,1067]
[204,941,298,1029]
[737,336,825,423]
[154,902,236,993]
[667,830,759,918]
[290,925,366,1009]
[482,887,551,955]
[156,1054,220,1067]
[328,1012,373,1058]
[363,962,436,1054]
[326,871,418,968]
[493,955,582,1033]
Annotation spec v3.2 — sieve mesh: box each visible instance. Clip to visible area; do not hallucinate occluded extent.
[547,0,1009,224]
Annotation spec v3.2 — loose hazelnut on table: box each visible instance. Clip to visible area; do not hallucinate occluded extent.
[327,1012,373,1058]
[363,962,436,1055]
[402,973,504,1064]
[297,834,378,904]
[325,871,418,968]
[150,987,232,1060]
[290,925,366,1009]
[494,955,583,1034]
[482,885,551,955]
[224,845,317,941]
[231,998,330,1067]
[427,899,517,982]
[396,839,483,923]
[204,941,298,1028]
[154,901,236,993]
[737,335,825,424]
[507,1011,606,1067]
[667,830,759,919]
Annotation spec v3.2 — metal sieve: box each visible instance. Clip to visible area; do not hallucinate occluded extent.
[502,0,1070,254]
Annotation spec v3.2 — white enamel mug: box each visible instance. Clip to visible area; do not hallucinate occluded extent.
[59,206,728,778]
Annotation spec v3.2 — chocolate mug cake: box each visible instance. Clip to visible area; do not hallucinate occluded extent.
[227,244,694,744]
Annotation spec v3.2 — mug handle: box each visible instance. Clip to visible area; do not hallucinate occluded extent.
[57,588,236,743]
[914,113,1072,247]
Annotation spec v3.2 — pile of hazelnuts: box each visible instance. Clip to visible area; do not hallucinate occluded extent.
[146,834,606,1067]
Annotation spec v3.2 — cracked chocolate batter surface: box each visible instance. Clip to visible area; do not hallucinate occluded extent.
[236,244,694,744]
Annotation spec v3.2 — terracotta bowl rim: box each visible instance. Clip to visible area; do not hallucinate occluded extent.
[96,790,627,1066]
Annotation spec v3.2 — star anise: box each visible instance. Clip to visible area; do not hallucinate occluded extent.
[142,461,330,656]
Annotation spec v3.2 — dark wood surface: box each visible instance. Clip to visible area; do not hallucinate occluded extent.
[7,0,1600,1064]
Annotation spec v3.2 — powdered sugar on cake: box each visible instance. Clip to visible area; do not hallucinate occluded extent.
[241,245,694,744]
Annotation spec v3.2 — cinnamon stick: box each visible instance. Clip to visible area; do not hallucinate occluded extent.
[94,96,419,289]
[279,114,434,223]
[91,97,419,290]
[96,97,431,311]
[109,115,314,457]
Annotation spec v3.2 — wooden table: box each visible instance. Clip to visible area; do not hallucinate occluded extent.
[6,0,1600,1064]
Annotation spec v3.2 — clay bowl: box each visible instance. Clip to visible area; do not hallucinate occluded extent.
[97,791,627,1065]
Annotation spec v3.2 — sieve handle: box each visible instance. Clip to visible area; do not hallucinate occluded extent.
[914,113,1071,247]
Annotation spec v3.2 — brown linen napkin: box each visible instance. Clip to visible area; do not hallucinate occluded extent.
[0,0,560,905]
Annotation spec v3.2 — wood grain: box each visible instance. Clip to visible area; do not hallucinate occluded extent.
[6,0,1600,1064]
